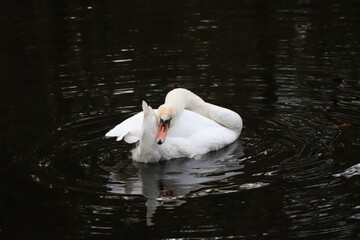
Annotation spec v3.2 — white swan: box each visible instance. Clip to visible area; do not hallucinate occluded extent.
[106,88,243,163]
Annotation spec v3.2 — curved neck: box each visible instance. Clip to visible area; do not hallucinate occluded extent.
[163,88,242,133]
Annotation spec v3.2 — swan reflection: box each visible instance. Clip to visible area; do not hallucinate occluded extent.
[107,140,244,225]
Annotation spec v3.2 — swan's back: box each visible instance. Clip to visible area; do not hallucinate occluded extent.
[163,110,238,158]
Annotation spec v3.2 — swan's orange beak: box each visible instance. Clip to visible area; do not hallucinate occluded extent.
[156,120,170,145]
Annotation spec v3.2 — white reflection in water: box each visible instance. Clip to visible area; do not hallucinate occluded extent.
[333,163,360,179]
[112,88,134,95]
[107,140,244,225]
[112,59,132,63]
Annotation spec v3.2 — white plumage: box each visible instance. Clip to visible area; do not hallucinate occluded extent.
[106,88,243,163]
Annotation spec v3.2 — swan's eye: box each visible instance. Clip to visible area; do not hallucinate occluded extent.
[160,118,172,127]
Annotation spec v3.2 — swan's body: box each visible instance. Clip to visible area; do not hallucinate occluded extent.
[106,88,243,163]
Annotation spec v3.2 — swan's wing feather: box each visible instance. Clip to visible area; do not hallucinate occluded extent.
[105,112,143,143]
[167,110,220,138]
[123,130,141,143]
[165,110,239,157]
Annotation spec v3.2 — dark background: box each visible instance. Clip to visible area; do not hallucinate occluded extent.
[1,0,360,239]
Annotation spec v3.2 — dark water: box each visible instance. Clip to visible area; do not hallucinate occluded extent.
[1,0,360,239]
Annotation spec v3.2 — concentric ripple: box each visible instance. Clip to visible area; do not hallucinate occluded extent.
[25,73,360,236]
[26,103,339,229]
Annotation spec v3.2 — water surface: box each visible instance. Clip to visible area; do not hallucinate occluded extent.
[1,1,360,239]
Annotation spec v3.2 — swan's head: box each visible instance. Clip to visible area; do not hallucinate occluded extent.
[156,104,175,145]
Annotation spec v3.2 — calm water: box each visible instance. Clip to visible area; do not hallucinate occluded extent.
[1,1,360,239]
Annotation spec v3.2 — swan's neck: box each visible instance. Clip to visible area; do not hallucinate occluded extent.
[163,88,242,133]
